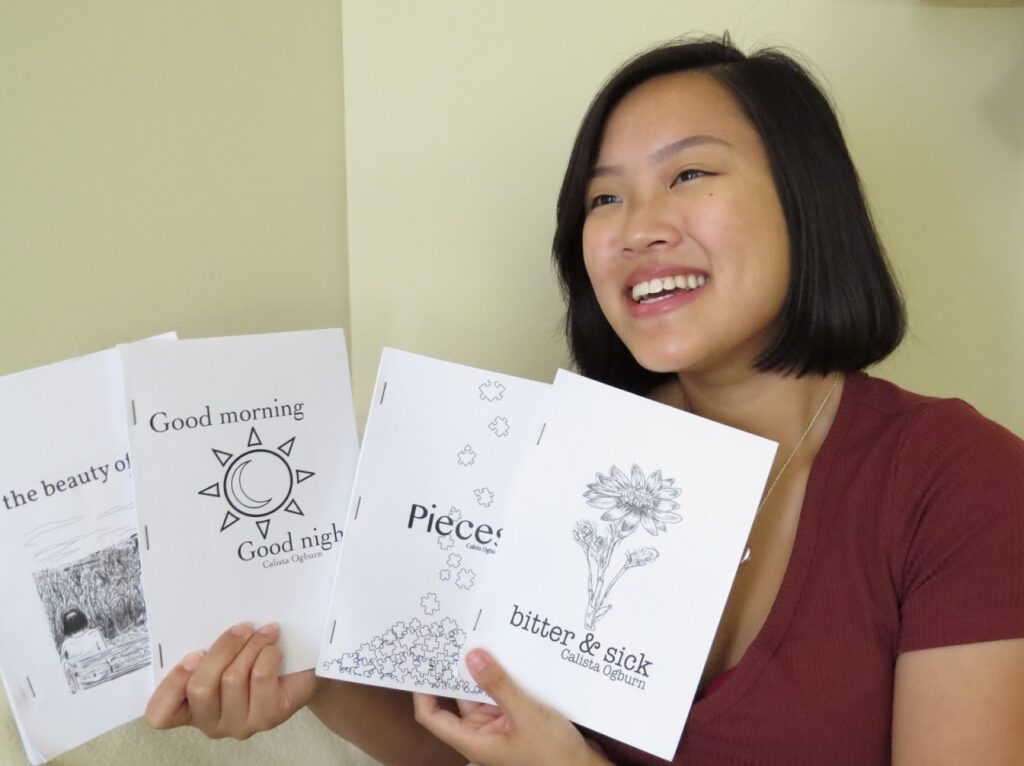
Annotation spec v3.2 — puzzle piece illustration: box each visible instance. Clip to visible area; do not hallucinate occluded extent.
[447,553,462,569]
[478,380,506,402]
[437,534,454,551]
[420,592,441,616]
[322,617,481,695]
[448,506,462,521]
[457,445,477,467]
[488,416,510,438]
[456,568,476,590]
[439,568,451,582]
[474,488,494,507]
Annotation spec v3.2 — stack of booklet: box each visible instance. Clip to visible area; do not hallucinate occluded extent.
[0,333,775,763]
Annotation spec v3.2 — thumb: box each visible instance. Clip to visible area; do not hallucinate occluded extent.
[465,649,529,716]
[279,669,320,711]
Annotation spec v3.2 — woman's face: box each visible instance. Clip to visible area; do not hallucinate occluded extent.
[582,72,791,378]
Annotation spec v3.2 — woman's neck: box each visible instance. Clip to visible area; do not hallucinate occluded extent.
[675,369,845,460]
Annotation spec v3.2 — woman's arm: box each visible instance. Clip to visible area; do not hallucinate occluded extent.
[892,638,1024,764]
[145,623,465,766]
[309,678,466,766]
[413,649,613,766]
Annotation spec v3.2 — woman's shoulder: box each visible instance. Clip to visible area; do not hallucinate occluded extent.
[849,375,1024,652]
[847,373,1024,558]
[850,372,1023,462]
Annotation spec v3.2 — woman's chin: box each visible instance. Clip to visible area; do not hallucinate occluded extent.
[628,348,693,376]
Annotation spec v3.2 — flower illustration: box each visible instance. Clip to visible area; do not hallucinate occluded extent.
[624,546,659,568]
[575,464,683,630]
[572,519,596,547]
[584,465,681,536]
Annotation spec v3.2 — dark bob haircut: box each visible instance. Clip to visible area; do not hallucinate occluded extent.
[62,608,89,636]
[553,36,906,395]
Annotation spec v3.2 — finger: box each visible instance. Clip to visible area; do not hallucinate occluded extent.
[246,645,321,730]
[278,669,320,712]
[219,623,281,735]
[454,697,483,717]
[246,642,285,727]
[145,651,204,729]
[464,649,529,718]
[412,692,475,753]
[186,622,254,730]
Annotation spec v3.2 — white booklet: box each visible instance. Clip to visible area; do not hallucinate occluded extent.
[468,371,777,759]
[0,346,158,764]
[317,348,548,699]
[120,329,359,679]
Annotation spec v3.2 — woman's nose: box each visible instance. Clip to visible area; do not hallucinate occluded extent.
[620,197,682,255]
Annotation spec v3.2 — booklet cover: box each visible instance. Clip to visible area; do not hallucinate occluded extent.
[468,370,777,759]
[0,346,156,764]
[120,329,359,679]
[317,348,548,699]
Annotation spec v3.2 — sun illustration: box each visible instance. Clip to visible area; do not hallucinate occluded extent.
[198,427,315,539]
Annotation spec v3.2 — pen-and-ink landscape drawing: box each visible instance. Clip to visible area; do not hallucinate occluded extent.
[28,504,150,693]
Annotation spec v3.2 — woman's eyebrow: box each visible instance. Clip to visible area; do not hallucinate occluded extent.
[590,134,731,179]
[649,134,730,164]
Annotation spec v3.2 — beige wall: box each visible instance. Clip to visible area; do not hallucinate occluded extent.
[0,1,350,375]
[1,1,1022,765]
[343,0,1024,435]
[0,1,372,764]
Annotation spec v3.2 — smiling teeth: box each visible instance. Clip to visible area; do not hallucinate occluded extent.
[631,274,708,302]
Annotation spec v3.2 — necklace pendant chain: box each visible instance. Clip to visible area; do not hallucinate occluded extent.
[739,373,840,568]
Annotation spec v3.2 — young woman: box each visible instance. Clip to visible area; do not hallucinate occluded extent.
[145,38,1024,765]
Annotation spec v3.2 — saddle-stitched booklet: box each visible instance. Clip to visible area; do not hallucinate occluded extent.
[467,370,777,759]
[120,329,359,679]
[317,348,548,699]
[0,344,164,764]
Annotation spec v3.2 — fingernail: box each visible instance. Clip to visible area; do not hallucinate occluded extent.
[465,649,489,675]
[230,622,252,637]
[257,622,279,637]
[181,651,204,672]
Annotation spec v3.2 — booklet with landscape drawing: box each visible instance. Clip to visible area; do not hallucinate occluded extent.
[0,345,160,764]
[317,348,549,699]
[120,329,359,679]
[467,370,777,759]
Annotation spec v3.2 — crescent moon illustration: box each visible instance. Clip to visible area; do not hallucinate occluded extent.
[203,430,309,537]
[220,448,294,518]
[228,459,271,510]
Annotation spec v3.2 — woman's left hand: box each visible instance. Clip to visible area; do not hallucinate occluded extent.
[412,649,612,766]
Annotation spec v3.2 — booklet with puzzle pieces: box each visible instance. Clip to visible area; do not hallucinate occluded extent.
[317,348,548,699]
[468,370,777,759]
[0,345,159,764]
[120,329,359,679]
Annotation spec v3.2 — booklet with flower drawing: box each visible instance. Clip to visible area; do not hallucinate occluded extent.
[120,329,359,679]
[467,370,777,759]
[317,348,548,699]
[0,344,164,764]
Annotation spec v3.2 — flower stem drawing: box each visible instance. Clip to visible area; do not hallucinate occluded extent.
[573,465,681,630]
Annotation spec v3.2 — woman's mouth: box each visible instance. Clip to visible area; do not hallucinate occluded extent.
[631,274,708,303]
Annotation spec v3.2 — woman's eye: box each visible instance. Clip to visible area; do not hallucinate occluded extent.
[672,168,708,185]
[588,193,620,210]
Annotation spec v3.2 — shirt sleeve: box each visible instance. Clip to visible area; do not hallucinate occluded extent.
[891,399,1024,654]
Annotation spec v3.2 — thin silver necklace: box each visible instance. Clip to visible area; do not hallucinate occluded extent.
[682,374,840,567]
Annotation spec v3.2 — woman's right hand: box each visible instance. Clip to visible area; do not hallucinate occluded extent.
[144,622,319,739]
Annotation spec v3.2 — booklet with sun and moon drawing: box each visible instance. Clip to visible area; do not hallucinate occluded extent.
[120,329,359,680]
[316,348,549,700]
[0,344,167,764]
[467,370,778,759]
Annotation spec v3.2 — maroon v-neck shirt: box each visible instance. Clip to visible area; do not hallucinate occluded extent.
[586,372,1024,765]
